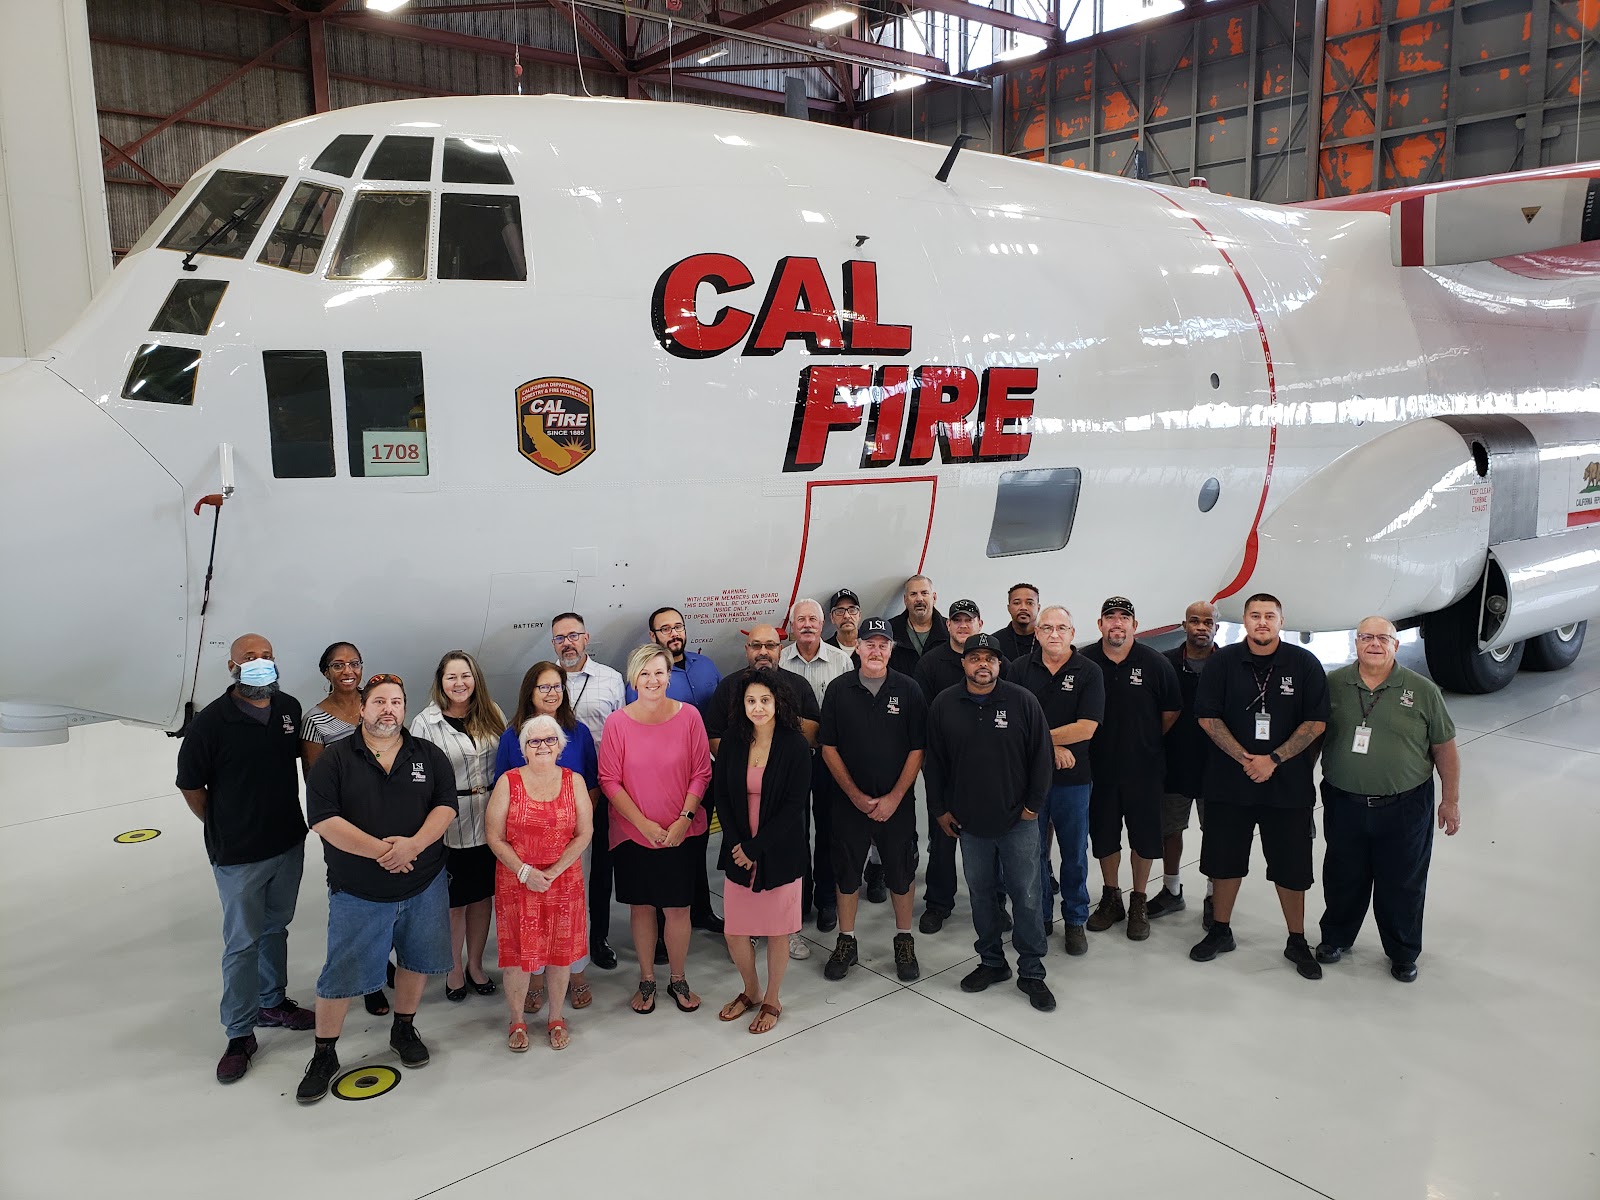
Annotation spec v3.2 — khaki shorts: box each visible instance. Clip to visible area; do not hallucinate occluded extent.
[1161,793,1205,837]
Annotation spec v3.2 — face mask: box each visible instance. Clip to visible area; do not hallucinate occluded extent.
[237,659,278,686]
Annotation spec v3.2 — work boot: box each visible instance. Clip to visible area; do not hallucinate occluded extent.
[1086,886,1125,932]
[1126,891,1150,941]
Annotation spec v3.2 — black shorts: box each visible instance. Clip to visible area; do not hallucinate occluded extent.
[1088,778,1162,861]
[445,843,496,907]
[611,838,698,909]
[1199,801,1314,891]
[831,791,919,896]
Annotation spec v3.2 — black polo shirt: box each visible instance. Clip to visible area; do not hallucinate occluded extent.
[703,665,822,743]
[912,640,1009,703]
[888,610,946,677]
[992,625,1037,663]
[175,689,307,867]
[1162,645,1215,798]
[819,668,927,796]
[1079,641,1182,793]
[925,679,1052,838]
[1193,640,1329,809]
[305,729,457,901]
[1010,649,1105,787]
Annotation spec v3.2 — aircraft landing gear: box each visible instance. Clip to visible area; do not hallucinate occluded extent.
[1521,622,1587,672]
[1421,589,1523,694]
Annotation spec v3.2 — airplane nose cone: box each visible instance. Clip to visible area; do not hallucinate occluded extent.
[0,363,188,735]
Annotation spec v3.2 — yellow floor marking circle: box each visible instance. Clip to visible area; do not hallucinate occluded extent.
[113,829,161,844]
[333,1065,401,1101]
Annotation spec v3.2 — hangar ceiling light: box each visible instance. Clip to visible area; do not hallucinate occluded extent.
[810,8,857,30]
[366,0,411,12]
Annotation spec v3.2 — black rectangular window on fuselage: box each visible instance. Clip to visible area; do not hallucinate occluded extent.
[122,344,201,406]
[986,467,1082,557]
[343,351,428,478]
[263,351,335,478]
[438,193,525,281]
[157,170,285,261]
[328,192,430,281]
[150,279,228,335]
[258,182,342,274]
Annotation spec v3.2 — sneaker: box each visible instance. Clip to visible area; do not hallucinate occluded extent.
[959,962,1013,992]
[1315,942,1348,964]
[1126,891,1150,941]
[787,933,811,960]
[216,1034,257,1084]
[1016,977,1056,1012]
[1086,886,1125,932]
[822,934,858,980]
[1147,886,1186,918]
[864,863,889,904]
[389,1020,431,1067]
[257,998,315,1031]
[1202,895,1214,929]
[816,906,838,933]
[893,933,920,981]
[918,909,947,935]
[1390,960,1418,983]
[1189,923,1236,962]
[295,1044,339,1104]
[1062,924,1088,956]
[1284,936,1322,980]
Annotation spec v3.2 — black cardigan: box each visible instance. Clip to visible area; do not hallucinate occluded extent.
[713,723,811,892]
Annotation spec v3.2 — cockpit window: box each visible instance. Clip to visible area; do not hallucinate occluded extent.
[258,182,342,274]
[122,344,201,406]
[364,136,433,181]
[150,279,229,335]
[438,194,525,281]
[327,192,430,281]
[311,134,372,177]
[157,170,285,260]
[442,137,513,184]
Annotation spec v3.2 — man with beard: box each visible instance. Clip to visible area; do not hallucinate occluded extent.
[177,633,316,1086]
[992,583,1041,662]
[826,588,863,665]
[297,674,458,1104]
[925,634,1055,1011]
[1151,601,1218,924]
[549,612,626,969]
[889,575,946,678]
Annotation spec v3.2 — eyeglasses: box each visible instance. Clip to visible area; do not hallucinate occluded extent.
[830,606,860,617]
[532,683,565,694]
[652,622,686,635]
[551,632,585,644]
[326,660,362,672]
[1355,633,1396,645]
[1036,624,1071,634]
[523,737,561,749]
[746,641,781,651]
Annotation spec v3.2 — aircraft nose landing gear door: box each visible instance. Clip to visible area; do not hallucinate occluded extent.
[785,476,939,619]
[480,571,579,714]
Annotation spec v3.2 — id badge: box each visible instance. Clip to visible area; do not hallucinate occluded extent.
[1352,725,1372,755]
[1255,711,1271,740]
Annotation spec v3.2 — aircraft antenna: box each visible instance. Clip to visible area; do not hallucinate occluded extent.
[935,133,976,183]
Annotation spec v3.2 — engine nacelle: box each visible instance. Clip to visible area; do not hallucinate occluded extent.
[1481,526,1600,650]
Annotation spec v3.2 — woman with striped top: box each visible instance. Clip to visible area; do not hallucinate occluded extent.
[410,650,507,1003]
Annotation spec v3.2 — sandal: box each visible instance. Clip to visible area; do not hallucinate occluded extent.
[507,1021,529,1053]
[631,980,657,1014]
[570,981,593,1010]
[466,969,497,996]
[718,992,759,1022]
[523,987,545,1016]
[666,977,700,1013]
[749,1002,781,1035]
[363,990,390,1016]
[547,1018,570,1050]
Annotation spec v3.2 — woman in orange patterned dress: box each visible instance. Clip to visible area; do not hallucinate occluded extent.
[486,714,593,1051]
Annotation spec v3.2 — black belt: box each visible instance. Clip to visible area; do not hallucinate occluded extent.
[456,787,486,796]
[1326,781,1428,809]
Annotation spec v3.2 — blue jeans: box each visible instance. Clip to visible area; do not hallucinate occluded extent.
[960,819,1047,980]
[211,842,305,1038]
[1038,783,1092,928]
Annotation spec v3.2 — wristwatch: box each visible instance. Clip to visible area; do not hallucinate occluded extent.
[1268,751,1282,765]
[679,810,695,822]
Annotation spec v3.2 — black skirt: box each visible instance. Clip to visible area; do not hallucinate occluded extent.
[445,843,497,907]
[611,838,698,909]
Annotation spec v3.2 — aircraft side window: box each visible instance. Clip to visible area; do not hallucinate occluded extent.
[986,467,1082,558]
[442,137,513,184]
[157,170,286,260]
[150,279,229,335]
[122,344,201,406]
[258,182,343,274]
[343,351,428,478]
[263,351,336,479]
[327,192,431,281]
[438,194,526,281]
[364,135,434,181]
[311,134,373,177]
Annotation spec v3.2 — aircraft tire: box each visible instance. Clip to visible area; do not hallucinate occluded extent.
[1520,622,1587,672]
[1421,593,1523,694]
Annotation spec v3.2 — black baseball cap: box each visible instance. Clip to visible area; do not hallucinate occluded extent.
[948,598,981,619]
[961,632,1002,658]
[858,617,892,641]
[828,588,861,611]
[1101,596,1135,617]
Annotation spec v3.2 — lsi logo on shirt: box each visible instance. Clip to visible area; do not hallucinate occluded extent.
[1061,676,1075,691]
[1129,668,1143,686]
[885,695,900,715]
[994,709,1008,729]
[1280,677,1296,696]
[280,715,296,735]
[1400,689,1416,708]
[411,762,427,782]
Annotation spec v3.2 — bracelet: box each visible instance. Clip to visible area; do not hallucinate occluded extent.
[516,863,532,884]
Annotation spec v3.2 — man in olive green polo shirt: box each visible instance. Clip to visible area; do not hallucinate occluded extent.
[1316,616,1461,983]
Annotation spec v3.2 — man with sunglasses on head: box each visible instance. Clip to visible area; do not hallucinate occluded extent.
[549,612,627,970]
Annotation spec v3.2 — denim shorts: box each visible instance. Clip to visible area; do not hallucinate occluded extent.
[316,870,453,999]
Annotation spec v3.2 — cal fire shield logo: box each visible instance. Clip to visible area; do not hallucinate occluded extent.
[517,377,596,475]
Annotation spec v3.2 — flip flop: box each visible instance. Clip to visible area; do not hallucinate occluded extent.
[508,1022,529,1053]
[631,980,656,1014]
[666,977,700,1013]
[718,992,759,1022]
[749,1003,781,1035]
[547,1019,570,1050]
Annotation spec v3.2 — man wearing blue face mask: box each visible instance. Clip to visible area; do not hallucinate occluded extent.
[177,634,316,1086]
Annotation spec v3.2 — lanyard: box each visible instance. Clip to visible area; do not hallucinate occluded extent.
[1248,659,1275,713]
[1358,684,1383,723]
[571,673,590,712]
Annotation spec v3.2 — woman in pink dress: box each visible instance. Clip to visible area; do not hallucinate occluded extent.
[712,669,811,1034]
[486,714,593,1051]
[599,645,714,1016]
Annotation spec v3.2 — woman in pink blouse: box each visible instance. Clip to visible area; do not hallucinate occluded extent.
[599,644,714,1016]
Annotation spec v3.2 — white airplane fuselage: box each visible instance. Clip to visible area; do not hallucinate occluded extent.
[1,96,1597,738]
